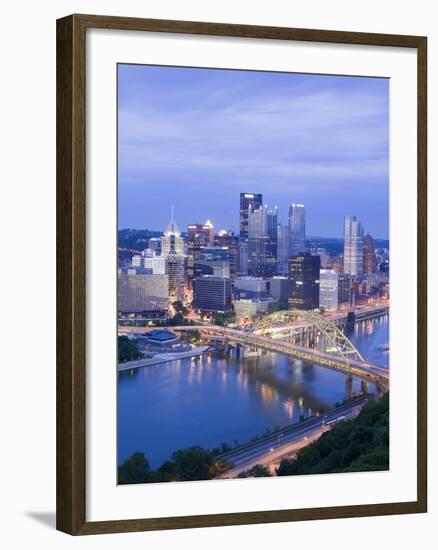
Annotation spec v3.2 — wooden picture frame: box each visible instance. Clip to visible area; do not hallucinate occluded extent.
[57,13,427,535]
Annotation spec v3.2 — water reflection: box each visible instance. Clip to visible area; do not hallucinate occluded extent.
[118,314,389,467]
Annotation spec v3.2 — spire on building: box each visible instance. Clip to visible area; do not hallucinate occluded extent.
[165,205,181,236]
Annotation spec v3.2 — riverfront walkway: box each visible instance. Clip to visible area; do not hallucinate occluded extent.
[117,346,210,372]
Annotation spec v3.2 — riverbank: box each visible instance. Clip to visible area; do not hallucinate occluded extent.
[118,314,389,467]
[117,345,211,372]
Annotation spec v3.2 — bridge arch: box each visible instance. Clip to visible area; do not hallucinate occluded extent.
[252,309,365,364]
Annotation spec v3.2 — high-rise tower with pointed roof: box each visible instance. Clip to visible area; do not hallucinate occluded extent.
[161,208,185,300]
[161,207,184,256]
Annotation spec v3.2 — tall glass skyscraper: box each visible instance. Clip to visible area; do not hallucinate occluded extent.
[214,230,239,279]
[187,221,214,285]
[247,204,278,277]
[239,193,263,239]
[343,215,364,277]
[276,224,290,274]
[288,203,306,256]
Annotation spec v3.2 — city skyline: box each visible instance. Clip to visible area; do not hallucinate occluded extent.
[117,62,390,483]
[119,200,388,243]
[118,64,389,238]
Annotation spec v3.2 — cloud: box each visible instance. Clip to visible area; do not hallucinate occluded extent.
[117,65,389,236]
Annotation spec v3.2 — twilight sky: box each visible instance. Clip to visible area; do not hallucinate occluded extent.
[118,64,389,238]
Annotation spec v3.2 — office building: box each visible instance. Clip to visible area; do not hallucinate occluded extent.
[319,269,339,311]
[338,273,352,307]
[277,224,290,274]
[288,203,306,256]
[343,215,364,277]
[131,249,166,274]
[161,211,184,256]
[328,255,344,273]
[214,230,239,279]
[248,204,278,277]
[239,192,263,239]
[238,240,249,275]
[166,250,185,301]
[234,297,278,319]
[148,237,162,255]
[234,276,268,299]
[363,233,377,275]
[288,254,320,311]
[193,276,232,313]
[161,211,185,300]
[187,221,215,283]
[269,276,289,309]
[194,246,230,279]
[118,268,168,319]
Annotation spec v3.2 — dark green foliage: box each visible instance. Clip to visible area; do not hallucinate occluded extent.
[173,300,189,315]
[170,446,218,481]
[167,312,185,326]
[118,335,143,363]
[213,312,236,327]
[237,464,272,478]
[118,446,229,484]
[118,228,163,250]
[118,452,153,484]
[277,393,389,477]
[183,329,202,344]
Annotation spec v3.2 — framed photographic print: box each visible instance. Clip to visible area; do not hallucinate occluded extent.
[56,14,427,535]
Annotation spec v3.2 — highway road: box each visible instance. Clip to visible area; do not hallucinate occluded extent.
[218,395,370,477]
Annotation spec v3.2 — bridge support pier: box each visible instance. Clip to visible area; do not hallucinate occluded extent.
[345,374,353,401]
[235,343,243,359]
[361,380,369,394]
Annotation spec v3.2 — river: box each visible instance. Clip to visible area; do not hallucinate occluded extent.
[118,313,389,467]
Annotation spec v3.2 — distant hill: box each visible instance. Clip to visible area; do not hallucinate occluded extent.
[118,228,163,251]
[307,236,389,257]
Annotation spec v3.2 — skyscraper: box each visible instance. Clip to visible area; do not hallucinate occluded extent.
[276,224,290,274]
[269,276,289,309]
[343,215,364,277]
[288,253,320,311]
[319,269,338,311]
[288,203,306,256]
[187,221,214,284]
[239,193,263,239]
[214,230,239,279]
[363,233,377,275]
[161,210,184,256]
[338,273,352,307]
[161,210,185,301]
[238,240,249,275]
[247,204,278,277]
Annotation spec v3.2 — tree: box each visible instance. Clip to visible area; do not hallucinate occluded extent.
[118,452,152,484]
[118,335,143,363]
[170,446,217,481]
[168,312,184,326]
[213,311,236,327]
[173,300,188,315]
[277,393,389,477]
[237,464,272,478]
